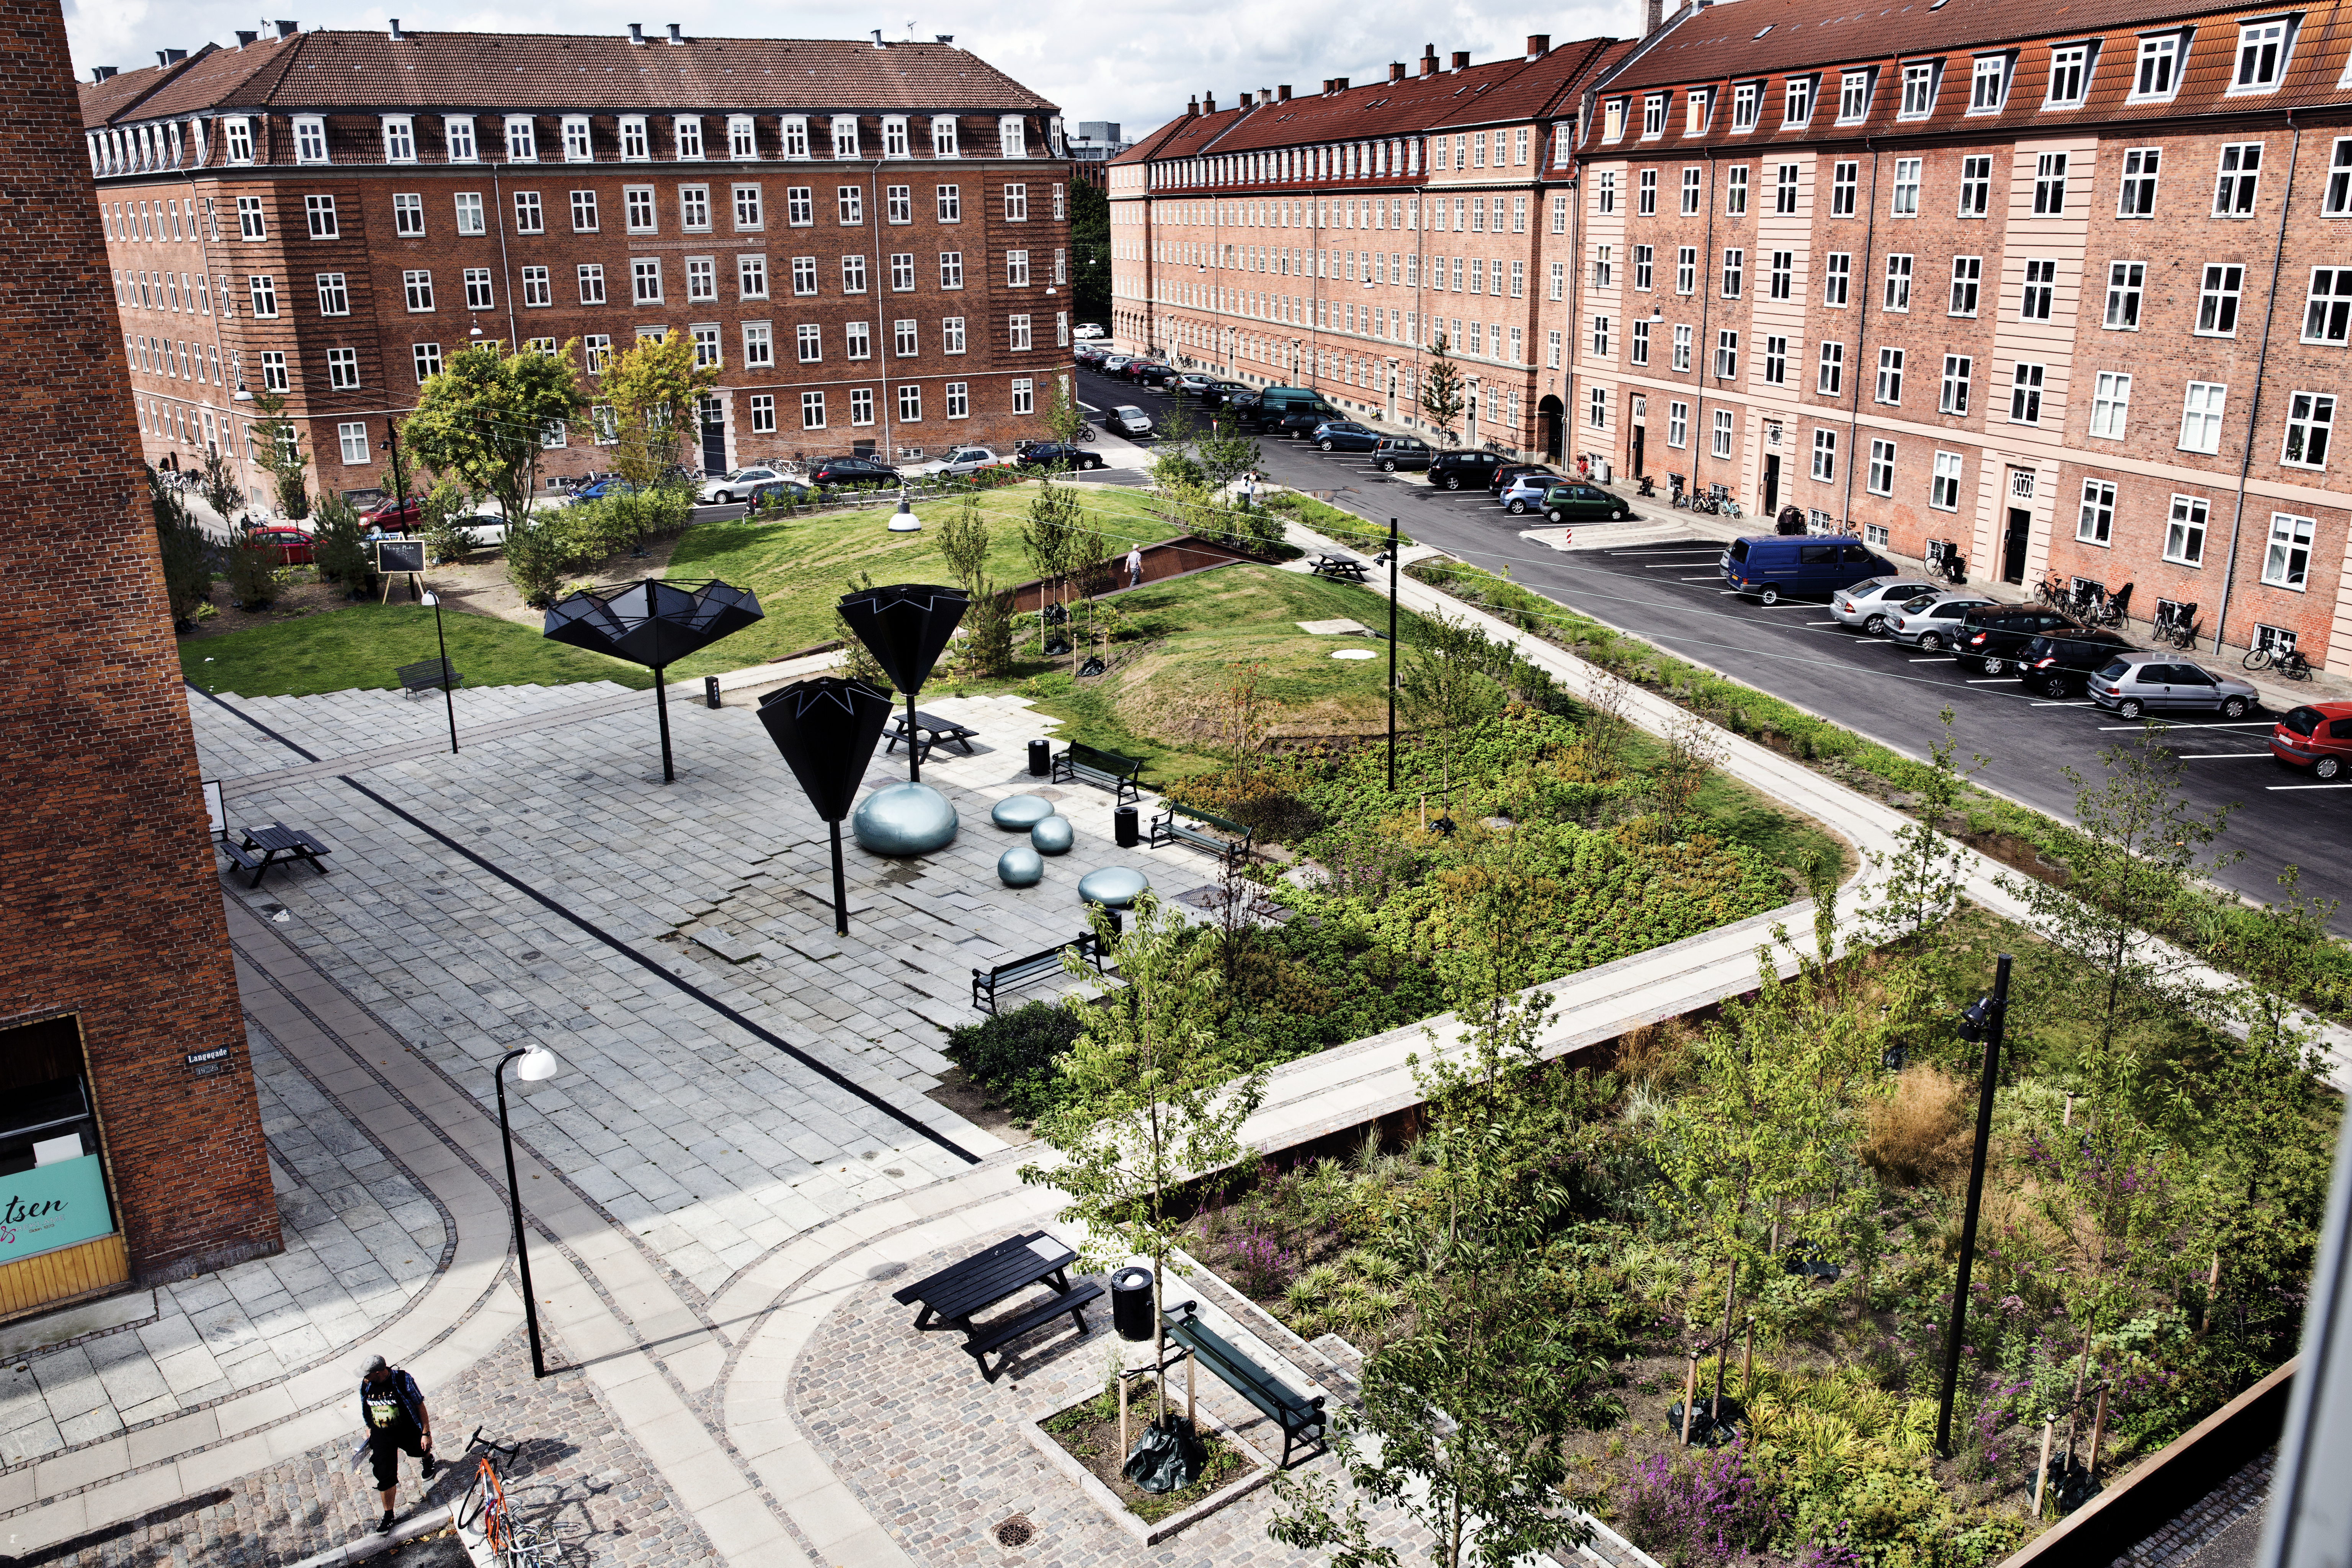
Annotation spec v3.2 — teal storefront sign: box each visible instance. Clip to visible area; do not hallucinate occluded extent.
[0,1156,114,1264]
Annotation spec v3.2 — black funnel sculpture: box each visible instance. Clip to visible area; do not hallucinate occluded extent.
[836,583,968,782]
[544,578,763,782]
[757,678,894,934]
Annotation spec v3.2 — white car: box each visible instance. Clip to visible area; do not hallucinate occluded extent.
[1107,406,1153,437]
[1073,322,1106,340]
[911,445,1012,480]
[1888,591,1997,650]
[1831,574,1945,636]
[698,466,789,505]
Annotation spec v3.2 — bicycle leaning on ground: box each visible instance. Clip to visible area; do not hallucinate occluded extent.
[2245,642,2313,681]
[452,1428,560,1567]
[2151,602,2200,651]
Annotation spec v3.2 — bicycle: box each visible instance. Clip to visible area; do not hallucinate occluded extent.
[1938,551,1968,586]
[1075,423,1097,442]
[2034,575,2068,608]
[2246,644,2313,680]
[452,1429,560,1567]
[2152,604,2200,650]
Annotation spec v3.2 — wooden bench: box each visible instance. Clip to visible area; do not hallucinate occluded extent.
[1150,804,1254,866]
[1162,1300,1326,1467]
[963,1281,1106,1382]
[1309,554,1370,582]
[1052,741,1143,805]
[970,931,1107,1014]
[884,709,980,764]
[219,840,266,879]
[396,658,462,699]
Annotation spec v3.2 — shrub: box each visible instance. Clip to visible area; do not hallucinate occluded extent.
[503,514,569,608]
[149,470,215,626]
[944,1001,1083,1122]
[223,526,286,608]
[1858,1066,1971,1187]
[311,493,378,596]
[1617,1439,1784,1568]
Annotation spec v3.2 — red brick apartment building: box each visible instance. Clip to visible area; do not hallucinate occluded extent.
[83,25,1073,501]
[3,0,277,1321]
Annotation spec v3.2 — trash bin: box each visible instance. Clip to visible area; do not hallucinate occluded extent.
[1111,1266,1155,1341]
[1027,739,1052,777]
[704,675,722,710]
[1594,457,1612,485]
[1114,805,1140,847]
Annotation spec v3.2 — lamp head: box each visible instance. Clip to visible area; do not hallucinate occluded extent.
[1956,996,1997,1043]
[515,1043,562,1081]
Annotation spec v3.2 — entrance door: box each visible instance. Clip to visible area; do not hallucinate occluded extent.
[1761,455,1781,518]
[1537,395,1565,462]
[1631,425,1646,479]
[2003,508,2032,584]
[699,395,726,476]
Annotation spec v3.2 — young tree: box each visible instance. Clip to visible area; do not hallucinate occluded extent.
[250,394,311,518]
[1398,614,1514,822]
[310,492,379,596]
[1651,708,1723,844]
[1021,474,1088,670]
[1197,420,1263,495]
[600,332,720,490]
[404,342,586,530]
[196,445,245,524]
[148,466,215,627]
[415,479,480,565]
[1021,898,1269,1426]
[1862,707,1986,946]
[936,490,991,594]
[1419,334,1467,444]
[1045,375,1091,450]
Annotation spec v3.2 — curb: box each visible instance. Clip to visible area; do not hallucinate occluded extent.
[282,1503,454,1568]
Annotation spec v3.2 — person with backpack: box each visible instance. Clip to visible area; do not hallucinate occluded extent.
[358,1354,436,1532]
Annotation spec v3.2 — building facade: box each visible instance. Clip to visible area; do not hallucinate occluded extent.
[81,26,1073,503]
[3,0,277,1320]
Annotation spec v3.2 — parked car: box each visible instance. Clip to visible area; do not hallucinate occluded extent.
[1427,450,1509,491]
[1489,461,1557,495]
[1887,592,1997,649]
[2270,702,2352,780]
[1540,482,1633,524]
[1952,603,2081,676]
[698,465,792,505]
[1073,322,1106,340]
[1127,361,1177,385]
[359,495,422,531]
[2086,651,2259,718]
[807,454,902,487]
[568,475,639,501]
[1075,345,1110,367]
[2016,627,2138,697]
[1198,381,1253,410]
[1013,441,1108,472]
[1498,472,1560,514]
[1720,534,1894,603]
[1171,372,1215,396]
[744,479,813,510]
[247,524,315,565]
[1106,405,1154,437]
[1099,354,1134,374]
[1372,436,1434,472]
[911,445,1011,480]
[1236,386,1340,433]
[1832,575,1946,636]
[1310,420,1380,452]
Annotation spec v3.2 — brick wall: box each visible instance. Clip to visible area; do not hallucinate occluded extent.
[0,0,279,1290]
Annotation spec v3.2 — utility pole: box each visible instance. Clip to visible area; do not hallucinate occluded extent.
[1937,953,2011,1456]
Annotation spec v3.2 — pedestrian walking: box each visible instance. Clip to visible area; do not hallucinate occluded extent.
[1240,471,1258,511]
[1125,545,1144,588]
[358,1354,436,1533]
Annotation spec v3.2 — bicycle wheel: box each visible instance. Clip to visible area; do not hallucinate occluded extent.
[2244,646,2275,671]
[505,1522,559,1567]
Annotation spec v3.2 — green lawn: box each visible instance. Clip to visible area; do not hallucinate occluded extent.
[183,604,655,697]
[661,483,1188,676]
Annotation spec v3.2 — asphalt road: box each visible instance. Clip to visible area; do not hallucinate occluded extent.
[1075,366,2352,928]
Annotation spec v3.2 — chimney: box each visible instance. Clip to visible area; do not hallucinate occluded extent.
[1239,92,1253,106]
[1261,86,1273,102]
[1203,93,1216,112]
[274,19,297,37]
[90,64,117,81]
[667,22,685,44]
[1420,45,1438,76]
[234,29,257,45]
[1449,50,1470,72]
[1330,76,1348,92]
[1186,95,1199,116]
[1277,84,1291,101]
[870,28,885,46]
[935,34,955,43]
[154,49,168,65]
[1526,33,1549,58]
[627,21,645,42]
[387,18,403,39]
[1645,0,1663,32]
[1388,61,1406,82]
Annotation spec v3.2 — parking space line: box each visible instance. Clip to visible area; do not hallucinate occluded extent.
[2097,720,2274,731]
[1807,621,1842,626]
[2269,782,2352,791]
[1965,678,2016,684]
[1679,575,1721,581]
[2031,700,2096,707]
[1907,657,1949,663]
[2184,753,2274,760]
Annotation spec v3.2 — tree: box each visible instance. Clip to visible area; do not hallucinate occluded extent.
[937,490,991,593]
[1862,706,1986,946]
[310,492,378,596]
[148,466,214,627]
[1068,179,1112,328]
[599,332,719,491]
[1020,898,1268,1428]
[1419,334,1467,443]
[403,342,586,531]
[196,445,245,524]
[1044,376,1091,450]
[1398,615,1514,821]
[416,479,480,565]
[250,394,311,518]
[1650,708,1723,844]
[1149,394,1206,489]
[1021,474,1088,670]
[1197,419,1263,494]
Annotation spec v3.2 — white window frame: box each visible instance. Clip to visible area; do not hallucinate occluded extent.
[2282,390,2334,469]
[2090,371,2132,438]
[2077,479,2117,544]
[728,115,758,161]
[2044,43,2094,108]
[2165,495,2209,565]
[2131,31,2186,101]
[382,116,416,163]
[2304,266,2352,343]
[1968,54,2008,113]
[563,115,592,162]
[293,115,327,164]
[2010,361,2047,425]
[2262,512,2314,588]
[1868,438,1898,496]
[2179,381,2227,452]
[1812,427,1838,480]
[1899,62,1938,119]
[2231,17,2294,94]
[1932,451,1964,510]
[444,116,477,163]
[1836,69,1873,124]
[504,115,537,163]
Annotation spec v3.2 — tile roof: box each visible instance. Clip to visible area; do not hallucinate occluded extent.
[80,29,1056,126]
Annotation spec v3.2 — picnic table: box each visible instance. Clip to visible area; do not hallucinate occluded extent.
[221,822,332,888]
[1309,554,1370,582]
[892,1230,1104,1382]
[883,709,980,764]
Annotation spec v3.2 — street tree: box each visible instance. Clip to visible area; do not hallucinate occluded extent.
[250,394,311,518]
[1419,335,1467,443]
[1397,614,1514,822]
[596,332,717,492]
[403,342,586,531]
[1862,707,1986,947]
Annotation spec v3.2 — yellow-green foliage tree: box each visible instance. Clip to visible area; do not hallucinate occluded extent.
[404,341,585,531]
[598,331,720,491]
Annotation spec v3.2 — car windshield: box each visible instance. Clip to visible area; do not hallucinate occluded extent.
[1900,596,1939,612]
[2096,660,2132,679]
[2280,706,2324,736]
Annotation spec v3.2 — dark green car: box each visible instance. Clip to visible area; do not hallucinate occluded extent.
[1540,482,1632,524]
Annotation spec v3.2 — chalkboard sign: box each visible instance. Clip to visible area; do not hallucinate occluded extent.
[375,539,426,573]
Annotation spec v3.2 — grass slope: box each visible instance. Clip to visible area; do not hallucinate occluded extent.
[183,604,655,697]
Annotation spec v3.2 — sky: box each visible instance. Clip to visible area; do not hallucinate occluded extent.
[62,0,1642,137]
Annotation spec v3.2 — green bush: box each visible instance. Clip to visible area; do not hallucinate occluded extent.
[311,493,378,596]
[503,514,568,607]
[944,1001,1084,1122]
[416,481,478,564]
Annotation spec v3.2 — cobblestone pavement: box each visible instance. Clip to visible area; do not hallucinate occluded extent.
[2115,1449,2273,1568]
[34,1325,714,1567]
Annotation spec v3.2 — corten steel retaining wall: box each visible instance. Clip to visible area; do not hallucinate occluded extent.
[0,0,279,1300]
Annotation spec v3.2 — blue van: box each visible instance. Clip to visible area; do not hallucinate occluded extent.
[1721,535,1895,604]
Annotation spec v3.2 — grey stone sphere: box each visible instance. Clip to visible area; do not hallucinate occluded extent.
[1076,866,1150,907]
[851,782,959,857]
[997,843,1045,887]
[991,794,1056,830]
[1029,814,1075,855]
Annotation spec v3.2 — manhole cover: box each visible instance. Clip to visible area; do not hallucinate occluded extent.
[994,1514,1034,1547]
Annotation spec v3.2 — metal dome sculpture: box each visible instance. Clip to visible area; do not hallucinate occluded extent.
[542,578,763,782]
[756,677,895,935]
[835,582,969,782]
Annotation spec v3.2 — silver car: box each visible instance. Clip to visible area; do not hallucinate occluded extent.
[1888,591,1997,650]
[1832,575,1944,636]
[2087,652,2260,720]
[1498,470,1563,514]
[1107,405,1153,437]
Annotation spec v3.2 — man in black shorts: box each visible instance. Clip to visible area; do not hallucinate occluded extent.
[358,1354,436,1532]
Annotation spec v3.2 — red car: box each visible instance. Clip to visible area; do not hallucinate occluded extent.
[247,525,315,565]
[360,494,423,531]
[2269,701,2352,781]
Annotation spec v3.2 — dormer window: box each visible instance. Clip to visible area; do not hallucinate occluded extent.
[563,116,592,161]
[2232,16,2293,91]
[674,117,703,158]
[1899,62,1939,118]
[2132,31,2187,98]
[294,115,328,163]
[224,116,255,164]
[1969,54,2009,111]
[1642,93,1668,138]
[620,116,648,160]
[382,115,416,162]
[1731,82,1761,131]
[998,115,1025,156]
[1784,77,1815,126]
[2045,44,2092,107]
[931,115,959,156]
[1836,69,1873,123]
[883,116,909,157]
[1684,88,1712,134]
[504,115,537,162]
[444,116,477,162]
[1603,98,1626,141]
[728,115,757,158]
[831,115,860,157]
[780,116,809,158]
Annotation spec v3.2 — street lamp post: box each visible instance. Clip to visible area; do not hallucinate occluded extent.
[419,591,458,755]
[495,1044,563,1379]
[1935,954,2012,1455]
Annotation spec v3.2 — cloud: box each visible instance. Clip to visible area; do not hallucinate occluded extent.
[66,0,1639,131]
